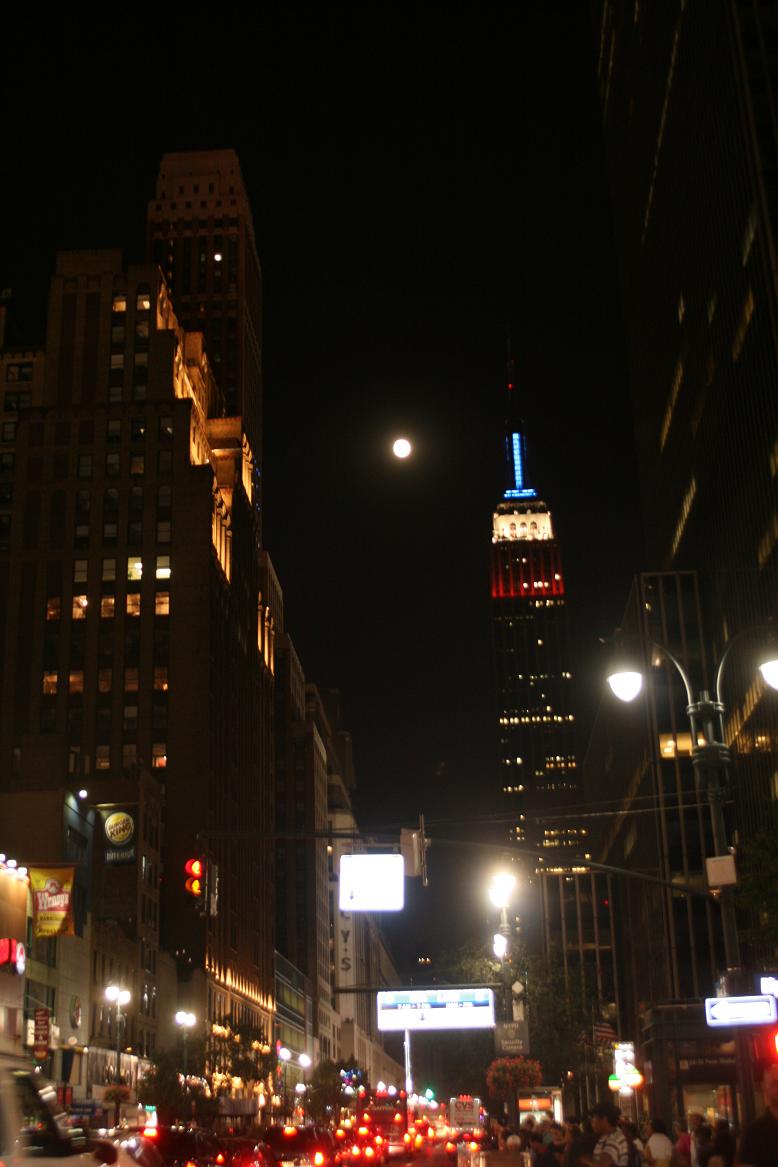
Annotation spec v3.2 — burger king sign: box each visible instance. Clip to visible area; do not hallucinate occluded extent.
[103,810,136,864]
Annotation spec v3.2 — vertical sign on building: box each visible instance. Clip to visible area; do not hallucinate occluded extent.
[33,1008,50,1061]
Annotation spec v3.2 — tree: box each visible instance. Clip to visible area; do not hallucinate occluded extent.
[486,1056,542,1099]
[736,816,778,947]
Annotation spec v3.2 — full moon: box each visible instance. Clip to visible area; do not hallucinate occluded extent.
[393,437,412,459]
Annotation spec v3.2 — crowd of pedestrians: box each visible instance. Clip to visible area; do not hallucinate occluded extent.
[489,1062,778,1167]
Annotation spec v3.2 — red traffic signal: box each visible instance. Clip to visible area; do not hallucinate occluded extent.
[184,857,204,897]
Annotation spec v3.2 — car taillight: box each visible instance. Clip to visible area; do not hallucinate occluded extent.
[374,1137,383,1146]
[315,1154,325,1166]
[358,1129,369,1137]
[446,1144,456,1153]
[403,1134,411,1145]
[468,1143,478,1152]
[186,1161,197,1167]
[142,1128,158,1139]
[351,1147,361,1158]
[336,1131,347,1141]
[414,1136,423,1149]
[284,1128,297,1138]
[217,1155,226,1164]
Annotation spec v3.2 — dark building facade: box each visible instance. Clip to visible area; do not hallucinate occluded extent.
[593,0,778,845]
[490,365,581,857]
[146,150,263,516]
[0,249,276,1056]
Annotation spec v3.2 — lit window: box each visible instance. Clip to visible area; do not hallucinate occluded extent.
[159,416,173,439]
[69,671,84,694]
[130,455,145,475]
[155,592,170,616]
[96,745,110,770]
[156,520,171,543]
[42,672,58,695]
[135,321,150,341]
[126,593,141,617]
[102,558,116,582]
[151,743,167,769]
[131,418,146,441]
[136,293,151,312]
[101,596,115,618]
[127,557,143,581]
[123,744,137,768]
[153,666,168,691]
[72,595,88,619]
[46,598,61,621]
[124,667,139,692]
[98,669,112,693]
[73,559,88,584]
[155,555,171,580]
[112,295,127,313]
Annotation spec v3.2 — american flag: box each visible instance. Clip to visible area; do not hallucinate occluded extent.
[592,1021,618,1045]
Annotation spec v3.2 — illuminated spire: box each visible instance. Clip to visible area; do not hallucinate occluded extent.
[502,346,537,501]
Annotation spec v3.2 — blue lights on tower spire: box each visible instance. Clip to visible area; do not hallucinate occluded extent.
[504,431,537,500]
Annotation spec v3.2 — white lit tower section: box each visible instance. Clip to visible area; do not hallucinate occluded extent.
[490,365,581,856]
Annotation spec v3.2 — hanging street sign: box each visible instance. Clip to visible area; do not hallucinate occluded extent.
[705,995,778,1028]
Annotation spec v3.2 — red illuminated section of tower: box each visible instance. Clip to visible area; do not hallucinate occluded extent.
[491,540,566,599]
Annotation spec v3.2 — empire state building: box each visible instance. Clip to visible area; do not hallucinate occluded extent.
[490,364,582,857]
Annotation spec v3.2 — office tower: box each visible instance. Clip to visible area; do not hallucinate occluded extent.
[0,250,276,1064]
[593,1,778,837]
[146,150,263,523]
[490,362,581,856]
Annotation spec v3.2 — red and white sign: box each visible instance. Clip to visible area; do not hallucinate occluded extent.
[0,937,26,974]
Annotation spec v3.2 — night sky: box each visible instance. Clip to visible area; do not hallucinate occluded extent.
[3,9,643,967]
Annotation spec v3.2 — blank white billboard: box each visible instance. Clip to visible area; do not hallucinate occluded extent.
[377,988,495,1031]
[339,854,405,911]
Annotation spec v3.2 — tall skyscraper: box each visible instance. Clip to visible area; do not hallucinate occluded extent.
[146,151,263,527]
[0,247,276,1066]
[490,361,581,858]
[593,0,778,840]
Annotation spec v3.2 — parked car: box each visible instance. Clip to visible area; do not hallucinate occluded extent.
[0,1055,133,1167]
[263,1126,339,1167]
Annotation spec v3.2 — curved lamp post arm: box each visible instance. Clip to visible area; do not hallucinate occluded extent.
[649,640,696,706]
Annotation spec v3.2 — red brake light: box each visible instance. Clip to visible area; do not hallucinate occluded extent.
[314,1155,325,1166]
[216,1155,225,1164]
[143,1128,158,1139]
[336,1130,346,1141]
[351,1148,361,1158]
[365,1150,375,1160]
[284,1128,297,1137]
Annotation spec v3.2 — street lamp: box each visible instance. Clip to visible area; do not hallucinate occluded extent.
[278,1046,291,1116]
[606,627,778,1126]
[175,1011,196,1082]
[105,985,131,1084]
[488,873,518,1129]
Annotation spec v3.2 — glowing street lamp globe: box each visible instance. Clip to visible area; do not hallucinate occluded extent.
[488,872,516,909]
[392,438,412,459]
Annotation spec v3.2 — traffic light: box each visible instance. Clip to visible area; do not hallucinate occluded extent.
[184,857,204,898]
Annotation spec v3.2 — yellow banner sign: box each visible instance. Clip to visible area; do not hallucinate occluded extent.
[30,867,75,937]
